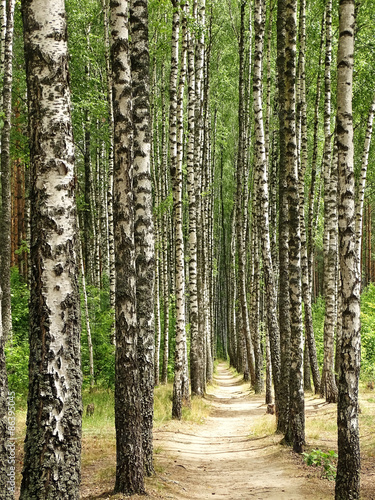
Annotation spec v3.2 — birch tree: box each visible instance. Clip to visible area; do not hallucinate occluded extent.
[169,0,189,419]
[335,0,361,496]
[20,0,82,496]
[187,0,202,396]
[0,284,12,500]
[110,0,144,493]
[0,0,15,344]
[321,0,338,403]
[130,0,155,476]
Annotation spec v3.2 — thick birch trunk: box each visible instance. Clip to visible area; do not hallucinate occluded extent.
[335,1,361,497]
[110,0,144,493]
[130,0,155,476]
[20,1,82,496]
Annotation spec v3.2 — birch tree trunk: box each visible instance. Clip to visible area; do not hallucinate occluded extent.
[0,284,12,500]
[285,0,305,453]
[195,0,207,391]
[297,0,321,395]
[355,93,375,262]
[321,0,338,403]
[20,1,82,496]
[102,0,116,338]
[236,0,255,387]
[276,0,291,436]
[307,12,325,302]
[110,0,144,494]
[335,1,361,497]
[169,0,188,419]
[253,0,279,396]
[130,0,155,476]
[160,63,170,385]
[0,0,15,344]
[187,0,202,396]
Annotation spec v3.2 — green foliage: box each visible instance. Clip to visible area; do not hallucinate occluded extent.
[82,387,115,431]
[361,283,375,379]
[10,268,29,343]
[311,296,325,367]
[81,281,115,389]
[5,341,29,403]
[5,268,30,400]
[302,449,338,480]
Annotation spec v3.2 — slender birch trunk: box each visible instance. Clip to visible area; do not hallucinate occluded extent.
[175,2,190,405]
[102,0,116,338]
[276,0,291,436]
[253,0,280,396]
[297,0,321,395]
[160,63,170,385]
[187,0,202,396]
[321,0,338,403]
[0,285,12,500]
[335,1,361,497]
[169,1,188,419]
[110,0,144,493]
[236,0,255,386]
[195,0,206,391]
[0,0,15,344]
[307,12,325,301]
[20,1,82,496]
[355,93,375,262]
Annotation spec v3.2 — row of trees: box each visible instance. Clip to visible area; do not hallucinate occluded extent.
[0,0,374,498]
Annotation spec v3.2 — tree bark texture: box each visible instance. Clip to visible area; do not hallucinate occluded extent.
[110,0,145,494]
[297,0,321,395]
[20,1,82,497]
[0,286,13,499]
[130,0,155,476]
[335,1,361,498]
[276,0,291,436]
[321,0,338,404]
[0,0,15,344]
[187,0,202,397]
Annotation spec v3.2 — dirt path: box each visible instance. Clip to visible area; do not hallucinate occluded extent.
[154,363,332,500]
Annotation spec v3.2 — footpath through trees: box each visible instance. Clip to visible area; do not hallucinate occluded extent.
[152,363,332,500]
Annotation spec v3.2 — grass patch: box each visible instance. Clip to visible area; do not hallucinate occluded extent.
[154,382,210,426]
[248,414,277,438]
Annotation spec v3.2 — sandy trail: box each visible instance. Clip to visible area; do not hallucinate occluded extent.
[154,363,331,500]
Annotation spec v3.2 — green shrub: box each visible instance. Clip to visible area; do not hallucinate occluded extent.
[81,281,115,389]
[361,283,375,379]
[10,267,29,343]
[312,296,325,367]
[302,448,338,480]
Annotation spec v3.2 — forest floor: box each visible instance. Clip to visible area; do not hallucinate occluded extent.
[79,362,375,500]
[14,362,375,499]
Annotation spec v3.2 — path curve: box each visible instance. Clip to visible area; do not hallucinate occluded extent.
[154,363,331,499]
